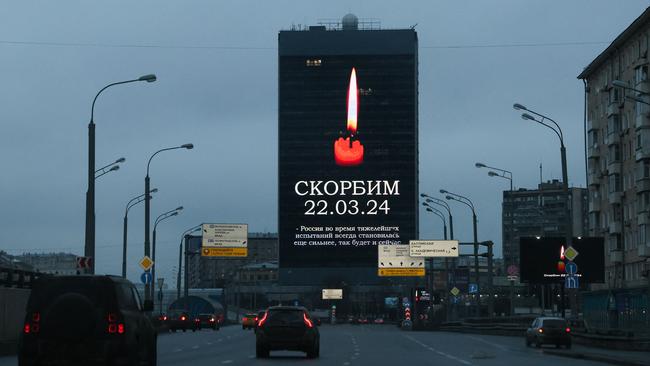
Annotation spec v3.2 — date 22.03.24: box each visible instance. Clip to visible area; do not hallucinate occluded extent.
[303,199,390,215]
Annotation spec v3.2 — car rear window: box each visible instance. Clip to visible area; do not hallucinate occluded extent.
[27,277,107,309]
[267,309,303,324]
[542,319,567,328]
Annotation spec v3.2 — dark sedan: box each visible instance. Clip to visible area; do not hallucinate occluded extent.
[255,306,320,358]
[167,310,192,332]
[525,316,572,348]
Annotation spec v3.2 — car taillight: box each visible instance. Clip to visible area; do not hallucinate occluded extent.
[24,312,40,334]
[107,312,124,334]
[538,328,544,333]
[565,327,571,333]
[255,317,258,322]
[303,313,313,328]
[257,312,268,327]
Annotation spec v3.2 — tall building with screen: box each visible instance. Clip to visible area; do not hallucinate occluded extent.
[278,14,419,285]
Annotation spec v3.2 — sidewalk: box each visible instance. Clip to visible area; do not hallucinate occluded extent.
[543,346,650,366]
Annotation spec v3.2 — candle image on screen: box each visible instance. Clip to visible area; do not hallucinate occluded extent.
[334,68,364,166]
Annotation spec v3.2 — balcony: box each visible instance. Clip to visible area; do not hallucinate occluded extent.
[606,132,620,145]
[609,221,623,234]
[607,103,620,117]
[587,119,597,132]
[638,212,649,225]
[608,191,623,204]
[637,178,650,193]
[588,199,601,212]
[636,148,650,161]
[610,249,624,263]
[607,161,621,175]
[638,245,650,258]
[588,172,600,186]
[588,146,600,159]
[635,113,650,129]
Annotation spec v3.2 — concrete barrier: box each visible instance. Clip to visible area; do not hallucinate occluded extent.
[0,287,30,356]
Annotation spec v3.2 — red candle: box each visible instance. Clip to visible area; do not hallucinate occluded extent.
[334,68,364,166]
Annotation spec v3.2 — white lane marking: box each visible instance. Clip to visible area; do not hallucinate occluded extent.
[404,335,472,365]
[222,361,233,364]
[466,335,509,352]
[206,342,213,345]
[344,363,350,366]
[191,345,199,350]
[248,355,255,359]
[173,348,183,352]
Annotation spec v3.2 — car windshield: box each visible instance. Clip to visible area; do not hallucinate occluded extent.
[6,2,646,366]
[267,309,304,325]
[542,319,568,328]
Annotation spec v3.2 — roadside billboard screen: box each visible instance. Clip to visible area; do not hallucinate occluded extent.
[278,56,418,273]
[519,237,605,284]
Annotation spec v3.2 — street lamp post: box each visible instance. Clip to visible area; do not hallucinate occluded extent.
[442,189,483,317]
[476,162,515,315]
[145,143,193,301]
[422,203,448,317]
[515,102,572,317]
[421,193,455,320]
[85,75,156,274]
[123,189,158,278]
[152,206,183,299]
[95,157,125,180]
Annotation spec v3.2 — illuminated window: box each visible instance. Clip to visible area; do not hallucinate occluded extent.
[306,59,322,67]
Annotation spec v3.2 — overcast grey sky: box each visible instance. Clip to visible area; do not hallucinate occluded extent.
[1,0,648,284]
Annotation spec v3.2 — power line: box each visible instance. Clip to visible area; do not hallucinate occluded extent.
[421,41,609,49]
[0,39,608,50]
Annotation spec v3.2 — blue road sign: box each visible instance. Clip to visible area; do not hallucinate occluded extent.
[469,283,478,294]
[565,275,579,289]
[140,271,152,285]
[565,262,578,275]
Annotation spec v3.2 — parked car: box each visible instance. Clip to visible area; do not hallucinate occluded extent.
[195,313,220,331]
[255,306,320,358]
[525,317,572,349]
[373,317,385,324]
[242,313,258,330]
[18,275,156,366]
[167,310,192,332]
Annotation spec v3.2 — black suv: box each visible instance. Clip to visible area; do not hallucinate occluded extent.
[18,275,157,366]
[255,306,319,359]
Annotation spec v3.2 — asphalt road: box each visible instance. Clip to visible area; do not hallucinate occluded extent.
[0,324,616,366]
[156,324,624,366]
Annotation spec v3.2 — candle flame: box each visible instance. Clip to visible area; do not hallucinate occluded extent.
[346,68,358,133]
[560,245,565,260]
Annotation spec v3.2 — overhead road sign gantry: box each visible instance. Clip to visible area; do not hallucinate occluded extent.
[201,223,248,257]
[378,244,425,277]
[409,240,459,257]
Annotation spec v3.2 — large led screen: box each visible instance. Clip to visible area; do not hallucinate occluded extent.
[519,237,605,284]
[279,55,418,270]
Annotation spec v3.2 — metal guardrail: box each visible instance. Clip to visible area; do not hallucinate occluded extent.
[0,267,47,288]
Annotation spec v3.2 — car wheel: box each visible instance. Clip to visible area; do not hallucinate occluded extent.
[256,343,269,358]
[147,338,157,366]
[242,325,246,330]
[535,338,541,348]
[182,328,186,332]
[525,338,531,347]
[306,342,319,359]
[565,343,572,349]
[555,344,560,348]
